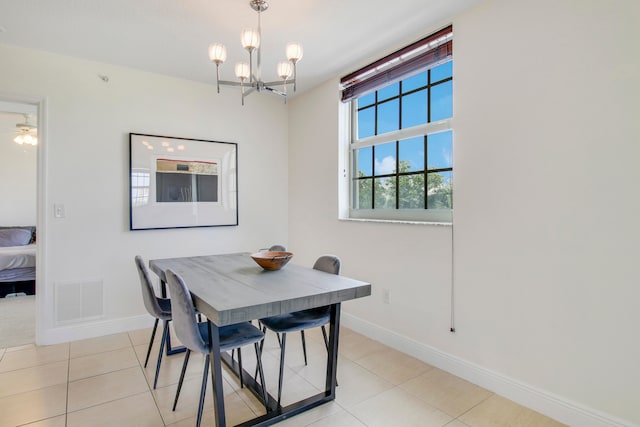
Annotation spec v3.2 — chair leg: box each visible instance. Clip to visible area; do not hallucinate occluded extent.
[300,330,308,366]
[320,325,338,386]
[233,320,252,366]
[237,347,244,388]
[254,342,268,409]
[277,332,287,406]
[321,325,329,350]
[196,354,210,427]
[154,320,169,389]
[254,327,267,381]
[260,325,267,352]
[144,318,159,368]
[172,349,191,411]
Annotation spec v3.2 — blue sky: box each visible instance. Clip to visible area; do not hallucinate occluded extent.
[355,61,453,177]
[356,130,452,176]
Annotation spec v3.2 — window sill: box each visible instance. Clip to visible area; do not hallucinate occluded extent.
[345,208,452,223]
[338,217,451,226]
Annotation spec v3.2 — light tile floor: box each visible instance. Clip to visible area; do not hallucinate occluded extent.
[0,326,566,427]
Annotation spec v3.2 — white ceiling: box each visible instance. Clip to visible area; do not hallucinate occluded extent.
[0,0,481,95]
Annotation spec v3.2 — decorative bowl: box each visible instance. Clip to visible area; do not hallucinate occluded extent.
[250,251,294,271]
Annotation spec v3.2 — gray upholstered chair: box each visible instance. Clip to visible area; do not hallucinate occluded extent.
[259,255,340,405]
[135,255,173,389]
[165,269,268,427]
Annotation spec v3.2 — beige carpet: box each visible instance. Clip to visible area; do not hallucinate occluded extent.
[0,295,35,349]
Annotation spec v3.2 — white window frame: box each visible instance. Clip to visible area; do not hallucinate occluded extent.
[343,88,453,224]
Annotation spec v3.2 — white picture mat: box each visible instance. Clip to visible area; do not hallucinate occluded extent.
[130,134,237,230]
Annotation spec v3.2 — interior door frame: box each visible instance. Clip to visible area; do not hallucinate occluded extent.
[0,93,48,345]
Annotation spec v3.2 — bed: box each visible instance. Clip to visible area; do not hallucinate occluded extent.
[0,226,36,297]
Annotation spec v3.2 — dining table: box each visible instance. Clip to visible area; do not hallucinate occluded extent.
[149,252,371,427]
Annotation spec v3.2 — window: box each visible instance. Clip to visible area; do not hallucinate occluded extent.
[341,26,453,223]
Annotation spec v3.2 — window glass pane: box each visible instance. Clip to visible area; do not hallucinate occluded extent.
[399,173,425,208]
[399,136,424,172]
[378,82,399,101]
[358,92,376,108]
[377,99,399,135]
[401,90,427,128]
[427,171,452,209]
[431,61,452,83]
[427,131,452,170]
[356,179,372,209]
[374,177,395,209]
[402,72,427,93]
[374,142,396,176]
[430,80,452,121]
[356,146,373,177]
[357,107,375,139]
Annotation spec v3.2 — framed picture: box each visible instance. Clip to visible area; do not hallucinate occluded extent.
[129,133,238,230]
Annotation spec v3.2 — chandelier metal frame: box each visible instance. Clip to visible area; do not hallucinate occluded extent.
[208,0,303,105]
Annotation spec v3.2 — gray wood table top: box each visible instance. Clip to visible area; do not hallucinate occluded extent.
[149,253,371,326]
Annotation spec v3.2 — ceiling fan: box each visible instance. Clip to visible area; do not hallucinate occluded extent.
[13,114,37,145]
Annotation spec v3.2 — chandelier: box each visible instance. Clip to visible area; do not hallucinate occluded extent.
[14,114,37,146]
[208,0,303,105]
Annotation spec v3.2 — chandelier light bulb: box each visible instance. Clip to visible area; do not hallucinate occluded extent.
[14,135,23,145]
[208,1,301,104]
[235,62,250,80]
[286,42,303,63]
[241,29,260,51]
[277,61,293,80]
[208,43,227,64]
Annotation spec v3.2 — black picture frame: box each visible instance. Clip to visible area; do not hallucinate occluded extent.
[129,133,238,230]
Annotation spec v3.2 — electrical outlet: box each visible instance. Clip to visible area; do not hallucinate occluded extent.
[382,288,390,304]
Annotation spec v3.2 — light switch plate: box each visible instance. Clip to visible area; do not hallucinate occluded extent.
[54,203,65,218]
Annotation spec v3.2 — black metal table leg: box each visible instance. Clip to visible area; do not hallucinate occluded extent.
[325,303,340,396]
[218,303,342,427]
[164,330,186,356]
[208,320,227,427]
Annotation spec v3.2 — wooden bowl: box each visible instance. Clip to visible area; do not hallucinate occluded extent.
[250,251,293,271]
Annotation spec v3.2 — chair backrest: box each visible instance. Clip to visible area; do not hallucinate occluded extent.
[268,244,286,251]
[135,255,170,320]
[313,255,341,275]
[165,269,210,354]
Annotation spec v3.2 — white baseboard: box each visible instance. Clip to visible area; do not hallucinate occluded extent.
[37,314,154,345]
[341,313,636,427]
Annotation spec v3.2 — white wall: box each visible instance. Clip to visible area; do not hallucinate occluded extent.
[0,43,289,343]
[288,0,640,425]
[0,111,37,226]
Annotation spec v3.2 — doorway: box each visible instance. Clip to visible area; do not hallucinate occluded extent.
[0,99,39,348]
